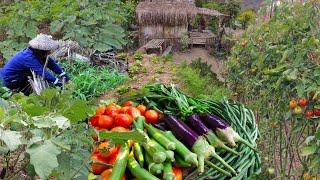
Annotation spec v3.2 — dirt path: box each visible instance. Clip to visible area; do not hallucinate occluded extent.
[173,48,225,81]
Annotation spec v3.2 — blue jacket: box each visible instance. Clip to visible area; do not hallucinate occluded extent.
[0,48,65,85]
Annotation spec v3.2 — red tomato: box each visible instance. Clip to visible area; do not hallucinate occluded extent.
[299,98,308,107]
[107,153,118,165]
[101,169,112,180]
[98,142,120,159]
[145,110,160,124]
[123,101,134,107]
[136,105,147,115]
[91,154,108,175]
[172,166,183,180]
[111,126,129,132]
[105,105,120,117]
[90,115,100,127]
[305,110,314,118]
[114,114,133,128]
[101,169,126,180]
[313,108,320,116]
[92,145,99,154]
[96,106,106,115]
[120,106,130,113]
[126,107,141,118]
[98,115,114,129]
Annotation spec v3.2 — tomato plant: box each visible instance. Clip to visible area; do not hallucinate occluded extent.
[227,1,320,177]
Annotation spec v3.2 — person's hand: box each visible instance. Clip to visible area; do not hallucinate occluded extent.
[61,74,70,82]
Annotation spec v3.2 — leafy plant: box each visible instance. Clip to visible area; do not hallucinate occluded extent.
[0,86,11,99]
[180,33,190,52]
[128,60,143,75]
[227,1,320,177]
[61,61,128,100]
[177,61,230,101]
[0,0,129,60]
[0,88,94,179]
[134,52,144,61]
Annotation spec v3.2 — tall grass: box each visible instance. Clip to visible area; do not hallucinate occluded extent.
[177,61,230,101]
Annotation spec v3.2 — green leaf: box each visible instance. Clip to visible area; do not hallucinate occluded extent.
[41,88,58,102]
[32,116,55,128]
[99,130,146,145]
[0,129,22,151]
[63,100,90,123]
[88,173,97,180]
[310,156,320,168]
[0,107,4,120]
[27,140,61,179]
[50,20,64,33]
[23,104,49,117]
[51,116,70,129]
[316,129,320,140]
[301,145,317,156]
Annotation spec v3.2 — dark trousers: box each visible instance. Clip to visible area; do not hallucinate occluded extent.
[4,72,33,96]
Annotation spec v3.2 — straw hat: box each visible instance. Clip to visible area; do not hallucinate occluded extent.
[28,34,59,51]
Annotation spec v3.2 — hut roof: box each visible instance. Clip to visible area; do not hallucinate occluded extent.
[197,8,226,17]
[136,2,197,26]
[136,2,226,26]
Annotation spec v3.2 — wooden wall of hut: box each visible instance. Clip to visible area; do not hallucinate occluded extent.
[139,25,188,49]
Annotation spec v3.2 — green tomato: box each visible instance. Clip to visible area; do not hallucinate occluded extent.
[267,167,275,175]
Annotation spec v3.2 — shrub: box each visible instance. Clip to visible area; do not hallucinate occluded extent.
[236,10,256,29]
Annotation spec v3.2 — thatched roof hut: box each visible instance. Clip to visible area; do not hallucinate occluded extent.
[136,2,198,26]
[136,1,226,48]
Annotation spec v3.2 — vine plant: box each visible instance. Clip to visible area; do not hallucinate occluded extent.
[227,1,320,178]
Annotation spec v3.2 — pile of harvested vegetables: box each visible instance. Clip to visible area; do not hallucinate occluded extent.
[88,84,261,180]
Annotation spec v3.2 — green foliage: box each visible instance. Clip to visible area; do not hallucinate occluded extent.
[203,0,241,28]
[0,0,129,60]
[0,88,94,179]
[180,33,190,52]
[99,130,146,145]
[177,61,230,101]
[134,52,144,61]
[61,61,128,100]
[0,86,12,99]
[236,10,256,29]
[227,1,320,176]
[128,60,142,75]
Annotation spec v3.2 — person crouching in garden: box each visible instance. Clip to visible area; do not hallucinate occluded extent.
[0,34,70,95]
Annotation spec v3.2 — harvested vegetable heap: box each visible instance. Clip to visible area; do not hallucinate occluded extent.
[88,83,261,180]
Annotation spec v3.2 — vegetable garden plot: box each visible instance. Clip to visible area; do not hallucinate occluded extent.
[88,84,261,179]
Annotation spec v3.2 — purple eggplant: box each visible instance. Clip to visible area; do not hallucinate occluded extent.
[200,113,256,151]
[188,114,240,156]
[163,114,236,174]
[163,114,198,147]
[152,122,168,131]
